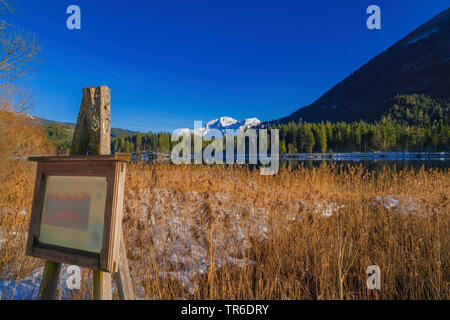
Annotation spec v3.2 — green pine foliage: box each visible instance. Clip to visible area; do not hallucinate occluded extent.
[43,123,74,154]
[44,95,449,155]
[274,119,449,153]
[273,95,449,153]
[382,94,449,127]
[111,132,173,153]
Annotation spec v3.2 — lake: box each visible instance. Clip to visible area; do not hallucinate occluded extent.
[281,152,450,171]
[132,152,450,171]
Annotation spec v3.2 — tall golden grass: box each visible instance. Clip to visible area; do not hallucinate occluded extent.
[0,112,448,300]
[121,163,449,300]
[0,110,54,291]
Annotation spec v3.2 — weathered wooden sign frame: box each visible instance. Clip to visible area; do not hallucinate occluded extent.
[25,86,134,300]
[26,155,130,273]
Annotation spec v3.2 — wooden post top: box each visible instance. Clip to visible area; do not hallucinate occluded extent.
[28,153,131,163]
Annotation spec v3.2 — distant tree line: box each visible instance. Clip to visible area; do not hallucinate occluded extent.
[43,123,174,155]
[274,95,449,153]
[274,118,448,154]
[111,132,172,154]
[44,94,449,154]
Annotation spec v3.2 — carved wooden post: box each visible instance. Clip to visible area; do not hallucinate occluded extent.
[71,87,111,155]
[38,86,134,300]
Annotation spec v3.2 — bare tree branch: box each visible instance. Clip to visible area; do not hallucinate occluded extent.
[0,0,40,112]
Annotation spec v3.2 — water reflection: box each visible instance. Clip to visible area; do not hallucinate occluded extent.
[131,152,450,172]
[279,159,449,172]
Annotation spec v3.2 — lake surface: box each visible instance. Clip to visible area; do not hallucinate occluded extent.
[132,152,450,171]
[281,152,449,171]
[280,159,449,171]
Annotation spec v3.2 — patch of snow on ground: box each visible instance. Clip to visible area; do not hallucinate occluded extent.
[315,202,344,217]
[0,268,43,300]
[374,195,420,215]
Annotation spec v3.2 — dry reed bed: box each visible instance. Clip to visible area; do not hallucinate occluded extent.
[1,161,449,299]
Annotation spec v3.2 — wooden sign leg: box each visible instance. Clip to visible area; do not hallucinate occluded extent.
[93,270,112,300]
[38,261,61,300]
[114,235,134,300]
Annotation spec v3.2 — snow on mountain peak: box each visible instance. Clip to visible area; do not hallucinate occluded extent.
[176,117,261,137]
[206,116,238,129]
[204,116,261,136]
[243,117,261,127]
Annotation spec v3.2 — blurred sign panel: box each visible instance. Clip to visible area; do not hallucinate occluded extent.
[39,176,107,253]
[25,154,130,272]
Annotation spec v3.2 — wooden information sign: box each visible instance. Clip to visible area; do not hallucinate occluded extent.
[26,155,129,273]
[25,86,134,300]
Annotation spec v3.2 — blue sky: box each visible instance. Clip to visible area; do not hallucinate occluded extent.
[9,0,450,132]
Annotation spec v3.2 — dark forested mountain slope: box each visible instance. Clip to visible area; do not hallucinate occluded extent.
[275,8,450,124]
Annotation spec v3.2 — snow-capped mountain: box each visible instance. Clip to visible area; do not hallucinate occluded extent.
[204,116,261,135]
[177,116,261,137]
